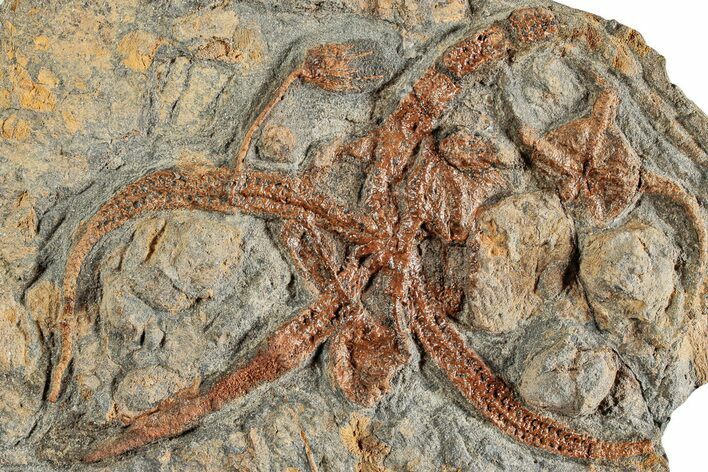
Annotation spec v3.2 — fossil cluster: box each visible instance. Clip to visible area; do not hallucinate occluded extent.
[0,1,705,471]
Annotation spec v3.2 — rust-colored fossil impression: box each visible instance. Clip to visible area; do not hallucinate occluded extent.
[46,8,665,463]
[519,87,641,224]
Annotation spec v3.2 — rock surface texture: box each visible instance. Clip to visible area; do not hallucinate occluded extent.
[0,1,705,471]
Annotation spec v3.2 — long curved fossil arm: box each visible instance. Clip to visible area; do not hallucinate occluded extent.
[48,167,236,402]
[640,170,707,313]
[82,249,378,462]
[406,260,654,460]
[82,290,342,463]
[233,41,391,174]
[47,168,378,402]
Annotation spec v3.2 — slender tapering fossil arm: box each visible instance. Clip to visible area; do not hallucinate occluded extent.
[586,89,620,161]
[48,166,378,403]
[82,291,342,463]
[590,89,619,136]
[407,264,653,461]
[234,69,303,173]
[641,170,706,313]
[518,126,581,178]
[234,171,385,244]
[233,41,389,173]
[47,167,237,402]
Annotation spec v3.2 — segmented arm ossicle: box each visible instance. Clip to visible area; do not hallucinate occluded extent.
[408,270,654,460]
[48,167,237,402]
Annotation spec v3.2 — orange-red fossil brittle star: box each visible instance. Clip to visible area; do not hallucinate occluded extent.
[46,7,656,463]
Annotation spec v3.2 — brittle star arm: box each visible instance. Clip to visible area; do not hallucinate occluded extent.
[83,253,375,462]
[48,168,238,402]
[406,260,654,461]
[234,170,383,244]
[48,167,379,402]
[587,89,619,157]
[234,69,303,173]
[82,290,342,463]
[640,170,707,313]
[233,42,388,174]
[517,126,581,178]
[517,89,619,184]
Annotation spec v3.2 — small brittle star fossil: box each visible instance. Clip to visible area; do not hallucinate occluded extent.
[45,7,670,464]
[519,87,641,224]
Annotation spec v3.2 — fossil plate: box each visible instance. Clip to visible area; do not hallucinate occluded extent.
[0,1,705,471]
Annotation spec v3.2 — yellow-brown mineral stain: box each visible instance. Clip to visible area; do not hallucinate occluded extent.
[618,27,652,57]
[61,109,81,134]
[15,51,29,68]
[635,453,669,471]
[3,21,17,62]
[25,280,61,334]
[48,36,112,76]
[117,30,164,72]
[478,219,508,257]
[37,68,59,88]
[0,191,37,264]
[9,64,31,89]
[340,413,393,472]
[195,38,233,62]
[194,27,265,70]
[9,64,57,112]
[0,89,11,108]
[1,114,30,140]
[21,80,52,110]
[566,18,640,77]
[431,0,469,24]
[612,44,640,76]
[33,35,50,51]
[371,0,420,27]
[232,27,264,68]
[12,192,37,239]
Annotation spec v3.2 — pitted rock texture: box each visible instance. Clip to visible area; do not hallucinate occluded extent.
[463,191,573,333]
[0,0,705,471]
[519,331,618,417]
[580,220,680,354]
